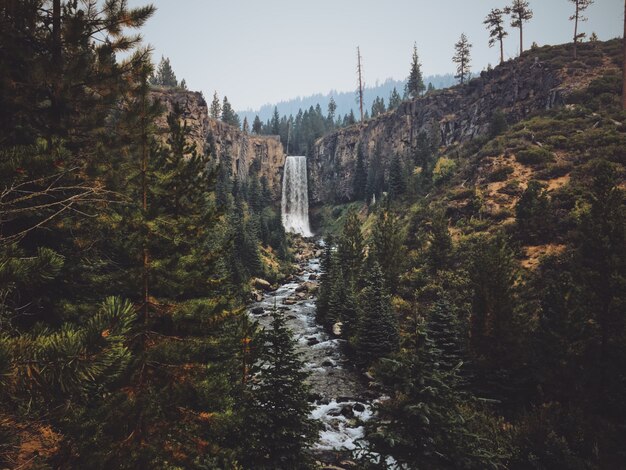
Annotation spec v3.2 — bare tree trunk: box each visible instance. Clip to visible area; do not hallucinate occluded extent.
[623,0,626,110]
[141,78,149,326]
[573,1,579,59]
[51,0,62,142]
[357,47,364,122]
[520,23,523,55]
[500,36,504,64]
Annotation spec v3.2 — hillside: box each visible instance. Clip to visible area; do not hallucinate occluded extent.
[309,39,623,205]
[311,38,625,469]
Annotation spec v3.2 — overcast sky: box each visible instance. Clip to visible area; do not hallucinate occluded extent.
[127,0,624,111]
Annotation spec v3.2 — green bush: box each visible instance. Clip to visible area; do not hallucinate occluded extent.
[488,165,514,182]
[515,147,555,165]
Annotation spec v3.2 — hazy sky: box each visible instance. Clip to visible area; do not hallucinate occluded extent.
[127,0,624,111]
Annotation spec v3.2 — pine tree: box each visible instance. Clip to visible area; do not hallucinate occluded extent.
[240,306,318,469]
[353,144,367,201]
[505,0,533,56]
[453,34,472,85]
[271,106,280,135]
[388,154,407,200]
[221,96,240,128]
[515,180,552,244]
[210,91,222,119]
[337,210,365,282]
[371,96,386,117]
[370,209,405,292]
[427,210,453,272]
[388,87,402,110]
[569,0,594,59]
[242,116,249,133]
[327,97,337,126]
[405,42,425,99]
[484,9,508,65]
[152,56,178,87]
[316,236,334,324]
[356,262,399,365]
[252,115,263,134]
[427,82,435,93]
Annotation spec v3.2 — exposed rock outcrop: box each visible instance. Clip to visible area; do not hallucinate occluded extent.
[150,88,286,197]
[309,51,581,204]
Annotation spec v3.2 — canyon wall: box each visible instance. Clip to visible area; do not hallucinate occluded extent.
[309,52,570,204]
[151,88,286,196]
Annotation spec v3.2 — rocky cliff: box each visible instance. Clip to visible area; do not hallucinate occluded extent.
[309,41,620,204]
[150,88,286,196]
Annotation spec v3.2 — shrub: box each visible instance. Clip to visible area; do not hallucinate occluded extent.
[433,157,457,184]
[488,165,514,182]
[515,147,555,165]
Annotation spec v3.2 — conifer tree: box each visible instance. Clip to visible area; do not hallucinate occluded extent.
[427,210,453,272]
[388,154,407,200]
[152,56,178,87]
[427,82,435,93]
[221,96,240,128]
[356,262,399,365]
[505,0,533,55]
[252,115,263,134]
[453,34,472,85]
[371,96,386,117]
[515,180,552,244]
[271,106,281,135]
[405,42,426,99]
[210,91,222,119]
[337,210,365,283]
[484,8,508,65]
[569,0,594,59]
[327,97,337,126]
[353,144,368,201]
[240,306,318,469]
[370,209,405,292]
[242,116,249,133]
[388,87,402,109]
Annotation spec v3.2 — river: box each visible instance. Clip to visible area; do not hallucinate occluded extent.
[247,240,376,466]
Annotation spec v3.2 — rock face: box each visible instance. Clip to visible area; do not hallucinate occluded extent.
[150,88,286,197]
[309,54,566,204]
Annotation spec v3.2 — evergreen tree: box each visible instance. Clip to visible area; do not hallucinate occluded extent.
[388,87,402,110]
[240,307,318,470]
[515,180,552,244]
[505,0,533,55]
[252,115,263,134]
[353,144,368,201]
[152,56,178,87]
[405,42,426,99]
[569,0,594,59]
[427,210,453,272]
[210,91,222,119]
[221,96,241,128]
[370,209,405,292]
[271,106,281,135]
[327,96,337,127]
[388,154,407,200]
[484,8,508,65]
[316,236,334,324]
[356,262,399,365]
[371,96,386,117]
[337,210,365,282]
[453,34,472,85]
[427,82,436,93]
[242,116,249,133]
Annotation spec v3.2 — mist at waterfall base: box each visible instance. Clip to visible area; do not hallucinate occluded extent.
[281,156,313,237]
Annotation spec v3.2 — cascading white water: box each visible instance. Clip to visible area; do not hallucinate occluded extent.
[282,156,313,237]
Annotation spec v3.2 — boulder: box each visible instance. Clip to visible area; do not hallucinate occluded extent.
[252,278,272,291]
[306,337,320,346]
[308,273,318,280]
[353,403,366,413]
[283,298,297,305]
[251,307,264,315]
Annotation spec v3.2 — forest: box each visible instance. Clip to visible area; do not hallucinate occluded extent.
[1,0,625,469]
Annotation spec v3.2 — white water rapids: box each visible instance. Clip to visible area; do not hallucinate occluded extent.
[281,156,313,237]
[248,251,377,462]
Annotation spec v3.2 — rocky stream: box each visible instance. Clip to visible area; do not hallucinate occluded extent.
[247,239,379,469]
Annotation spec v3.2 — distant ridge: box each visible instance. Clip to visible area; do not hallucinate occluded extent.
[238,74,456,123]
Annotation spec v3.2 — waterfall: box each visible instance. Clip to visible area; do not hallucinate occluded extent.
[281,156,312,237]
